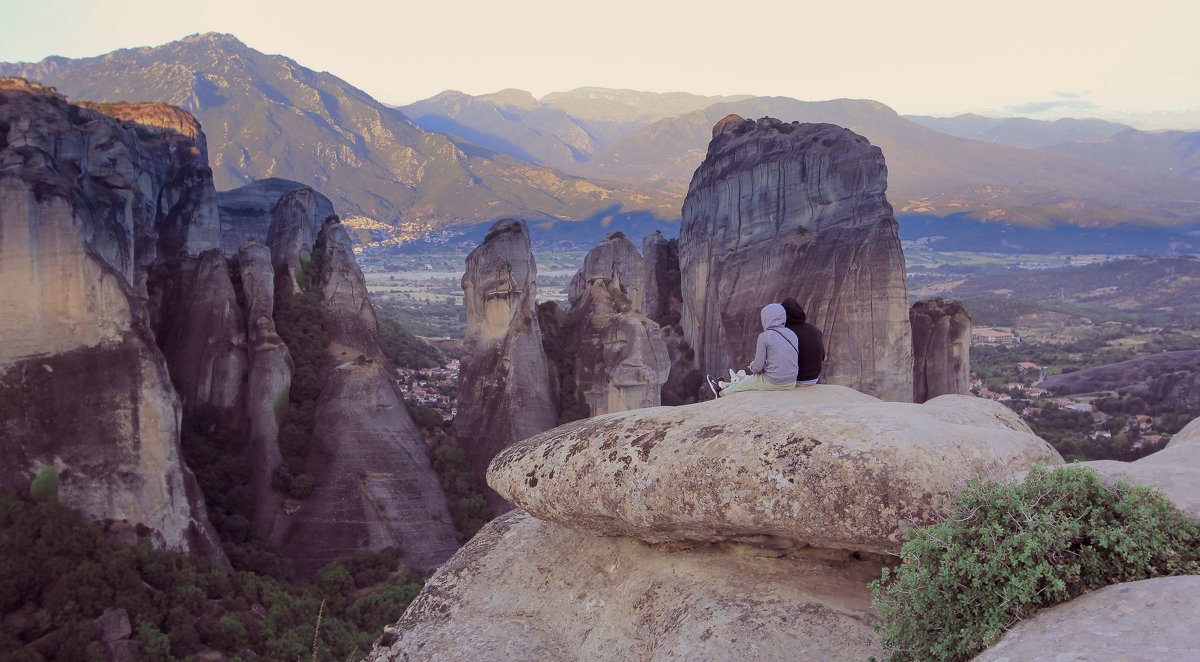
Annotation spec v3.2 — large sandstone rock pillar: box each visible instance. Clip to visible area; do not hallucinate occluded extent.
[454,219,557,509]
[679,116,913,401]
[568,234,671,416]
[911,298,971,403]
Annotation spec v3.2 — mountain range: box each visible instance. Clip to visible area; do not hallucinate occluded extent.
[6,32,1200,253]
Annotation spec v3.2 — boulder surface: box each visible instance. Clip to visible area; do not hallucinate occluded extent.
[364,510,884,662]
[489,386,1062,555]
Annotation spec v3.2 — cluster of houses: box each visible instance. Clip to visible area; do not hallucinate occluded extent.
[972,363,1165,444]
[396,359,460,421]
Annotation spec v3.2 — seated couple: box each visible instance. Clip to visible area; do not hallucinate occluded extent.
[707,298,824,398]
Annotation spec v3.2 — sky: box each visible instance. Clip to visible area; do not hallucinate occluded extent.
[3,0,1199,129]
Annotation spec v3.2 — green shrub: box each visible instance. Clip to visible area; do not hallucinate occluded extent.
[870,464,1200,661]
[29,467,58,501]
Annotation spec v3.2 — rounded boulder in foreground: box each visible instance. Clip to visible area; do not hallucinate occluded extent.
[487,385,1062,554]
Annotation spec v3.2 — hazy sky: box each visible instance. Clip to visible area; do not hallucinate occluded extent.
[4,0,1199,128]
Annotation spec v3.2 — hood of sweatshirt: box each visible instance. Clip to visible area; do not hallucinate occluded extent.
[760,303,787,331]
[781,297,806,325]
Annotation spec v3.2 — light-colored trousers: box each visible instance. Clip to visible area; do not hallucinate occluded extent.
[720,373,795,396]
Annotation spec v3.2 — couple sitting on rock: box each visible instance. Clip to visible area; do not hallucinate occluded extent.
[707,298,824,398]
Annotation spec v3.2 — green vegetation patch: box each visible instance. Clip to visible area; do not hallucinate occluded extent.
[379,318,445,369]
[871,464,1200,662]
[0,494,424,661]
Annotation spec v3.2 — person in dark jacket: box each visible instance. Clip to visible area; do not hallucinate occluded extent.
[781,298,824,385]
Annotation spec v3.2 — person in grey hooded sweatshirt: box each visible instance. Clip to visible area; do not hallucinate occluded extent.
[708,303,799,397]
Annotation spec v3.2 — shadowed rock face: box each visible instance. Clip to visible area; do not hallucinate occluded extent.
[234,240,291,531]
[266,188,318,294]
[149,249,248,420]
[0,78,223,560]
[277,359,460,576]
[217,178,334,257]
[679,116,912,401]
[454,219,557,509]
[910,298,971,403]
[641,232,679,324]
[264,216,459,575]
[566,235,671,416]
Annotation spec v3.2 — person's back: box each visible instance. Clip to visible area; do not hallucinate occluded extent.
[781,298,824,384]
[706,303,798,397]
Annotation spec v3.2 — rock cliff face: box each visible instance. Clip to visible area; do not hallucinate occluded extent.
[234,240,291,530]
[149,249,248,419]
[367,387,1061,661]
[566,235,671,416]
[679,116,913,401]
[0,77,223,559]
[266,187,319,294]
[453,219,558,508]
[910,298,971,403]
[641,232,679,325]
[217,178,334,257]
[268,217,459,575]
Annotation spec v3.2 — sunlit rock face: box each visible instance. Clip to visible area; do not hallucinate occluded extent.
[679,115,913,401]
[0,77,223,560]
[910,297,971,403]
[567,234,671,416]
[453,219,558,508]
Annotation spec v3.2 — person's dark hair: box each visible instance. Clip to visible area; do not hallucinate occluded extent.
[781,297,806,324]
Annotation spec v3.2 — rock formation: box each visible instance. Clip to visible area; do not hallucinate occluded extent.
[263,215,459,575]
[910,297,971,403]
[234,239,292,531]
[367,387,1062,660]
[454,219,558,508]
[679,116,913,401]
[1039,349,1200,408]
[1076,416,1200,519]
[0,77,223,559]
[217,178,334,257]
[641,231,679,325]
[489,386,1059,554]
[975,575,1200,660]
[565,234,671,416]
[149,249,248,420]
[266,187,321,294]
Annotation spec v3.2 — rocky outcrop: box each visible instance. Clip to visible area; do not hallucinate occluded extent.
[320,217,382,359]
[234,240,291,530]
[566,234,671,416]
[910,298,971,403]
[453,219,558,508]
[641,231,679,325]
[367,510,885,662]
[1039,349,1200,407]
[266,187,320,294]
[149,249,247,419]
[263,216,459,575]
[975,576,1200,661]
[490,386,1059,554]
[217,178,334,257]
[276,358,460,576]
[369,387,1061,660]
[679,116,913,401]
[0,77,223,559]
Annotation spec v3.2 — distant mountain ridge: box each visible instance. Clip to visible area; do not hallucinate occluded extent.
[0,33,680,238]
[6,33,1200,253]
[405,91,1200,232]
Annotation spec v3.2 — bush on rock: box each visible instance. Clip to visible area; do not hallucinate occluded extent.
[870,463,1200,662]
